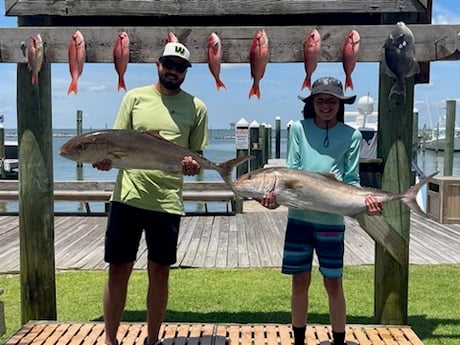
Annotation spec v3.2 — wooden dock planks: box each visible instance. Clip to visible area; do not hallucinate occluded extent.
[3,322,424,345]
[1,211,460,273]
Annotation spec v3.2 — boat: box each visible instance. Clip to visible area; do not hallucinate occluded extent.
[423,125,460,152]
[345,95,379,159]
[1,140,19,179]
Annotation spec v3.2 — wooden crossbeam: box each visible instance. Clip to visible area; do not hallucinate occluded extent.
[0,25,459,63]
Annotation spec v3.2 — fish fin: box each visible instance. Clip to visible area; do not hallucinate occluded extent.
[111,151,128,159]
[301,76,311,90]
[118,78,127,91]
[401,171,438,217]
[31,74,39,85]
[216,79,227,90]
[144,130,163,138]
[248,84,260,99]
[67,80,78,95]
[317,172,338,180]
[282,179,304,190]
[345,75,353,90]
[216,155,253,191]
[405,60,420,78]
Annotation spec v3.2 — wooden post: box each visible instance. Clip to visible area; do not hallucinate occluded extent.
[259,123,266,165]
[17,62,57,324]
[443,100,456,176]
[235,118,249,213]
[76,110,83,168]
[249,121,263,171]
[375,71,415,325]
[0,114,5,179]
[275,116,281,158]
[235,118,249,179]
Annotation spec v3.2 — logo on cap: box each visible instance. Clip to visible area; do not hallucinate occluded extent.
[175,46,186,56]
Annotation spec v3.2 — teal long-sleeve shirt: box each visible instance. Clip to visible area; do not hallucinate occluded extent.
[286,118,362,225]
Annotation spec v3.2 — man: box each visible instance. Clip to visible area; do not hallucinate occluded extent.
[93,41,208,345]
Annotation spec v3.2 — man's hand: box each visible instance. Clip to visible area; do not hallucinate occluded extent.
[365,194,383,215]
[182,156,201,176]
[92,159,113,171]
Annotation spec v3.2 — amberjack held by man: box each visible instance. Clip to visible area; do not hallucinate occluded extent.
[59,129,252,190]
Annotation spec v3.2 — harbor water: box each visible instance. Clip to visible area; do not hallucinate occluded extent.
[1,128,458,213]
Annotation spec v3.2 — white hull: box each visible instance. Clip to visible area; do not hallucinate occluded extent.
[424,137,460,152]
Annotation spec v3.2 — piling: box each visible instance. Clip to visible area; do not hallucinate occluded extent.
[235,118,249,179]
[76,110,83,168]
[275,116,281,158]
[249,121,263,171]
[443,99,456,176]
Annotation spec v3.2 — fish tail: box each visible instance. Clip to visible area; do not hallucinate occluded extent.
[216,156,253,191]
[31,74,39,85]
[216,79,227,90]
[301,76,311,90]
[345,75,353,90]
[248,83,260,99]
[118,78,127,91]
[401,171,438,217]
[388,80,406,102]
[67,79,78,95]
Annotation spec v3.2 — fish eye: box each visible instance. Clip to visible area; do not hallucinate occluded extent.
[77,142,87,150]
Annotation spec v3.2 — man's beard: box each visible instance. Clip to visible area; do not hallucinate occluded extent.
[159,74,183,91]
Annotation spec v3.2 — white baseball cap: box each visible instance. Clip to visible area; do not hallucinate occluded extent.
[160,42,192,67]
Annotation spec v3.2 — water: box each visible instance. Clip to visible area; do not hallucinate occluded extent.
[1,128,288,213]
[1,128,458,213]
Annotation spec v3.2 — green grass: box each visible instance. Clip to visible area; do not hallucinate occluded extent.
[1,265,459,345]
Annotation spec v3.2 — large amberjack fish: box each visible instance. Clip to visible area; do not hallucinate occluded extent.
[27,33,44,85]
[67,30,86,95]
[207,32,226,90]
[302,28,321,90]
[382,22,420,101]
[113,31,130,91]
[233,167,437,218]
[341,29,360,91]
[248,29,269,99]
[59,129,252,190]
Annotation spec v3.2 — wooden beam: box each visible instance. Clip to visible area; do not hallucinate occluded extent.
[0,24,458,64]
[5,0,428,17]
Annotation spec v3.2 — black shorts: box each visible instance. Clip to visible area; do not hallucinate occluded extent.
[104,201,181,265]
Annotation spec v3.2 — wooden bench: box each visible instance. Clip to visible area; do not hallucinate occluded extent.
[0,180,237,215]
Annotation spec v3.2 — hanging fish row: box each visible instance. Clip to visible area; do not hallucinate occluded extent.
[25,22,418,101]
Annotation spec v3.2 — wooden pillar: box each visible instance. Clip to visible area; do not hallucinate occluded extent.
[375,71,415,325]
[17,62,56,324]
[275,116,281,158]
[443,100,456,176]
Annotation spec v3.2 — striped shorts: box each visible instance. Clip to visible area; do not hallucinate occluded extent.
[282,218,345,279]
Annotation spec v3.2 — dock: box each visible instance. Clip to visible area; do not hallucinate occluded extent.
[2,206,458,345]
[1,204,459,273]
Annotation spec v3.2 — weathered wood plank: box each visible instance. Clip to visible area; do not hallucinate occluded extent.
[0,24,459,64]
[4,0,427,17]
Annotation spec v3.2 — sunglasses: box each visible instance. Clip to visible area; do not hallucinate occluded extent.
[160,58,188,73]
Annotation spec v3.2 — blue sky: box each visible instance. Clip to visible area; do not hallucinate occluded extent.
[0,1,459,130]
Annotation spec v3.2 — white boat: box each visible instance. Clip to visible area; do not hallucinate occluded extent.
[1,140,19,179]
[423,126,460,152]
[345,95,379,159]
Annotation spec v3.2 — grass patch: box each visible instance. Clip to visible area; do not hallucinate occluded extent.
[1,265,459,345]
